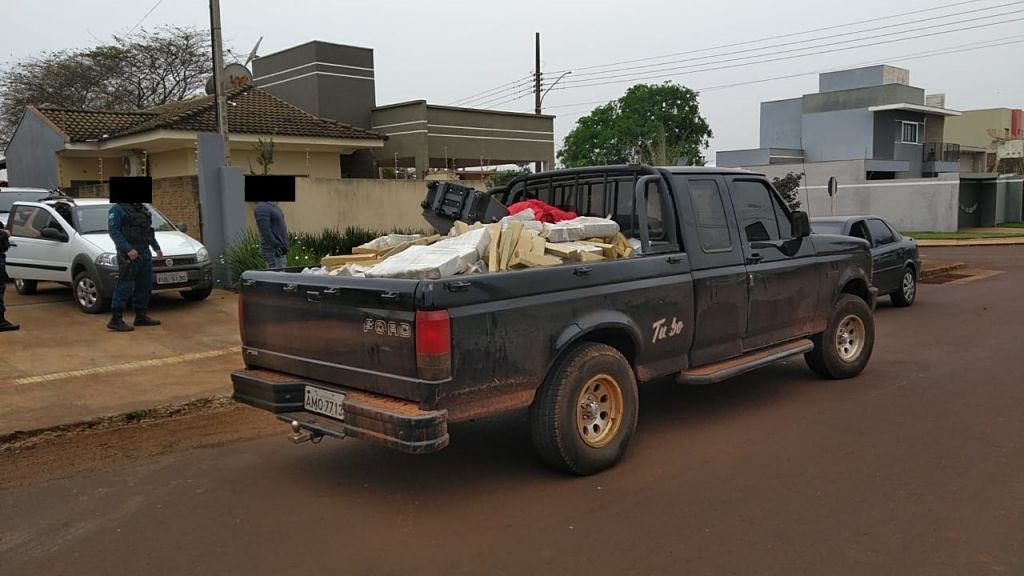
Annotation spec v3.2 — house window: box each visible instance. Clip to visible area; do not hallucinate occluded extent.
[900,121,921,144]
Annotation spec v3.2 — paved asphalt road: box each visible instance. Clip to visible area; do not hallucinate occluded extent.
[2,246,1022,575]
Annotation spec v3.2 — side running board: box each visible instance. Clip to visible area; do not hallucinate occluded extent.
[678,338,814,385]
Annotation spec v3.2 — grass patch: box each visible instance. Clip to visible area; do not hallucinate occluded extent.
[903,230,1024,240]
[995,222,1024,229]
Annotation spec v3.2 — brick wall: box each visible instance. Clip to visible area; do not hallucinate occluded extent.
[77,176,202,241]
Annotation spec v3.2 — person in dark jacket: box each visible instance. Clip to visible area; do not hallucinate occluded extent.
[0,218,19,332]
[254,201,289,268]
[107,203,163,332]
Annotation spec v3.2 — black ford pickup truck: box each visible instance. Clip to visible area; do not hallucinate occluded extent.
[232,165,876,475]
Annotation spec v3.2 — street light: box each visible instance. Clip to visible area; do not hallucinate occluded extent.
[539,71,572,108]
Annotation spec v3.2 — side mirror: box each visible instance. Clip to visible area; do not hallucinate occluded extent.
[791,211,811,238]
[41,227,68,242]
[176,221,188,233]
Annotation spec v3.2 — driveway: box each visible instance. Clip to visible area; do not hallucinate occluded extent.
[0,282,241,435]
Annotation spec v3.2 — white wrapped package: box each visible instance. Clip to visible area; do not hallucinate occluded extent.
[433,227,491,264]
[555,241,604,255]
[354,233,422,254]
[569,216,619,239]
[509,208,536,221]
[542,221,586,243]
[366,245,475,279]
[502,218,545,234]
[300,266,328,275]
[329,263,371,277]
[366,229,490,279]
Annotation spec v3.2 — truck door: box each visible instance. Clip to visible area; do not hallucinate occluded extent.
[672,175,748,367]
[725,177,820,351]
[4,203,73,283]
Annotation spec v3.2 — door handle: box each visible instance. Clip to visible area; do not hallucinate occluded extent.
[667,254,685,264]
[746,253,763,265]
[573,267,593,276]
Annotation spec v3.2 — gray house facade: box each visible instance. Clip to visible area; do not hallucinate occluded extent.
[718,65,962,181]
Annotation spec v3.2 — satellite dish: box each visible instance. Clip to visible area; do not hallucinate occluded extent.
[245,37,263,67]
[987,128,1009,142]
[205,63,253,95]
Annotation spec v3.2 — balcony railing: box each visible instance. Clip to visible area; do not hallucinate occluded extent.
[923,142,960,163]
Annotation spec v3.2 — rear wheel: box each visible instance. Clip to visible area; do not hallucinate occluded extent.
[805,294,874,379]
[181,287,212,301]
[14,278,38,295]
[529,342,639,475]
[74,270,110,314]
[890,267,917,307]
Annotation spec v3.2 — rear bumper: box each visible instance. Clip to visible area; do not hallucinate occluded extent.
[97,262,213,297]
[231,367,449,454]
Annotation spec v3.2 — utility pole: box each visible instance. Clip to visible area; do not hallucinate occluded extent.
[209,0,230,165]
[534,32,541,172]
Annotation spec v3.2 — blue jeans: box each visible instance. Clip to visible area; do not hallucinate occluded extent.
[262,251,287,269]
[112,254,153,313]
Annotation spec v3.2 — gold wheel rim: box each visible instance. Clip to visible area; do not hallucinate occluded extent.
[835,314,866,363]
[576,374,624,448]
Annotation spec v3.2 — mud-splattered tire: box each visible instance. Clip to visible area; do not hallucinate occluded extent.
[805,294,874,379]
[529,342,639,475]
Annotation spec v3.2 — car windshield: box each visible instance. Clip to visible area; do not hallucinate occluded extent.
[811,221,847,235]
[75,204,176,234]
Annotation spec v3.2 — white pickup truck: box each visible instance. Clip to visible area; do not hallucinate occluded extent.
[5,196,213,313]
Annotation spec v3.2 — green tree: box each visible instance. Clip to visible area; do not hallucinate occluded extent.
[771,172,804,211]
[0,26,214,149]
[249,136,275,175]
[486,165,530,188]
[558,82,712,168]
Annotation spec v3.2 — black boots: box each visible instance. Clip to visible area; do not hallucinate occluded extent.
[133,313,161,327]
[107,311,134,332]
[0,315,18,332]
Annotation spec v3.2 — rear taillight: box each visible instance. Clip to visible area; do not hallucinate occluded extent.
[416,310,451,381]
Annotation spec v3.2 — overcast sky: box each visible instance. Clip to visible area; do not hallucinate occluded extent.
[4,0,1023,164]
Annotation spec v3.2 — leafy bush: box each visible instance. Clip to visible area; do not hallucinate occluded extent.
[222,226,427,287]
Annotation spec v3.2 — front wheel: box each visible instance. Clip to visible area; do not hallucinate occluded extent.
[74,270,110,314]
[14,278,38,295]
[181,287,212,301]
[890,267,917,307]
[529,342,639,475]
[805,294,875,379]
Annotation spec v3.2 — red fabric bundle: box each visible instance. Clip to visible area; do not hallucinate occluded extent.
[507,199,577,223]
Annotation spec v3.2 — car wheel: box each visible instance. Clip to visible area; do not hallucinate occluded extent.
[74,270,110,314]
[14,278,38,295]
[529,342,639,475]
[890,267,917,307]
[805,294,875,379]
[181,287,212,301]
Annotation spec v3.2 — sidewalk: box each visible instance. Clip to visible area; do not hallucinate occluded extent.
[0,284,241,438]
[916,237,1024,247]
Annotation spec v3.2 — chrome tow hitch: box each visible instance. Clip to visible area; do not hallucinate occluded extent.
[288,420,324,444]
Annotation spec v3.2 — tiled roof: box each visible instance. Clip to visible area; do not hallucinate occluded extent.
[34,86,383,143]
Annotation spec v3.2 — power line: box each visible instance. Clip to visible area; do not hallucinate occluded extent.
[562,0,1024,81]
[448,75,534,106]
[126,0,166,35]
[544,35,1024,116]
[546,15,1024,92]
[547,0,992,75]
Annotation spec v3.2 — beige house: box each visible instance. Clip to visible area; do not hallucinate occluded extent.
[5,85,385,194]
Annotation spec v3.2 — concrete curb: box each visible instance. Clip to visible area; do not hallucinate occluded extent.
[916,239,1024,247]
[920,262,966,279]
[0,394,234,453]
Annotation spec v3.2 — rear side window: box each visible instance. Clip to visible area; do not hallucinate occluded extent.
[687,179,732,252]
[730,180,781,243]
[9,206,58,239]
[867,219,896,246]
[0,191,49,213]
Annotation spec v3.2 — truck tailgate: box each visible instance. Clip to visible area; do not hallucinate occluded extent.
[238,270,424,402]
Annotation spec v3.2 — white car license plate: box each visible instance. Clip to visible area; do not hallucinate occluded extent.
[304,386,346,421]
[156,271,188,285]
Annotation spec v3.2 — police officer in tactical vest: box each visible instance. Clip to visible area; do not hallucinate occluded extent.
[107,202,163,331]
[0,217,19,332]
